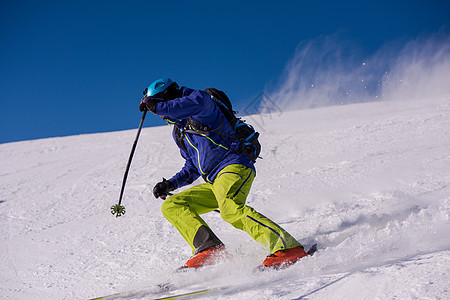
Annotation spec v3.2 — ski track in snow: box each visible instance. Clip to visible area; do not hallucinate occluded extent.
[1,97,449,299]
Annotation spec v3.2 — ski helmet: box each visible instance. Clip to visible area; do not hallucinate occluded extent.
[143,78,177,97]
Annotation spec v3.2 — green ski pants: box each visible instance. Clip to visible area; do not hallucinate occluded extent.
[161,164,301,254]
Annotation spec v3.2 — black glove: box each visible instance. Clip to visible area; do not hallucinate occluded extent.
[139,96,158,113]
[153,178,175,199]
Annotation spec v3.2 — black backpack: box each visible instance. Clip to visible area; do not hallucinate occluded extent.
[203,88,261,163]
[176,88,261,163]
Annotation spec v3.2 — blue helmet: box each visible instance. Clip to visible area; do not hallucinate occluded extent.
[143,78,176,97]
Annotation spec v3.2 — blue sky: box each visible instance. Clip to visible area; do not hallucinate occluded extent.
[1,0,449,143]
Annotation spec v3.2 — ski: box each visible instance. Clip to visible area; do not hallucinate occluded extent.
[89,289,153,300]
[91,244,317,299]
[89,283,174,300]
[89,285,223,300]
[153,287,222,300]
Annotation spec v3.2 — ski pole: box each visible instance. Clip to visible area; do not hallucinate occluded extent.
[111,110,147,217]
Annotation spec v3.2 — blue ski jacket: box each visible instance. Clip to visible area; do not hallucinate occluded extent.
[153,87,255,189]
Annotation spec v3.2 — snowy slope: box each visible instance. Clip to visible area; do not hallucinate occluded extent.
[1,96,449,299]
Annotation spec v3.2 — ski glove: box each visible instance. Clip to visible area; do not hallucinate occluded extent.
[139,96,159,113]
[153,178,175,199]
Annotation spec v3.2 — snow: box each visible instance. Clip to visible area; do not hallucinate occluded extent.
[1,95,450,299]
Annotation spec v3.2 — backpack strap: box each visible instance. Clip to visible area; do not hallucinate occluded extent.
[173,123,188,154]
[204,88,233,112]
[183,116,235,140]
[186,117,213,132]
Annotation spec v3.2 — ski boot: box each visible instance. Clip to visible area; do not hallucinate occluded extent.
[176,244,227,271]
[259,245,312,270]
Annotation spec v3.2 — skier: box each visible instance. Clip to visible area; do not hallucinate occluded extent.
[139,78,310,270]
